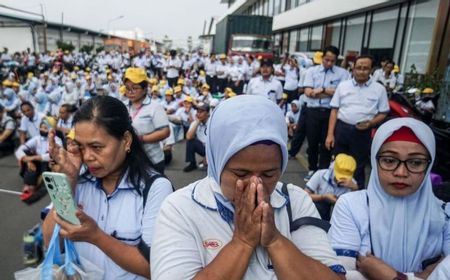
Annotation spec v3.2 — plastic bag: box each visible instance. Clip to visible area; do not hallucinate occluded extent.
[14,224,104,280]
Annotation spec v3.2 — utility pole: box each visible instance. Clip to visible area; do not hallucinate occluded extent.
[40,4,47,52]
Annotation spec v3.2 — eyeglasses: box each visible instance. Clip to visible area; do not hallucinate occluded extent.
[376,155,431,173]
[126,86,143,93]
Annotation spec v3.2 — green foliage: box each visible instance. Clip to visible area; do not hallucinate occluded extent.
[80,45,94,54]
[95,46,104,53]
[56,40,75,52]
[404,64,442,93]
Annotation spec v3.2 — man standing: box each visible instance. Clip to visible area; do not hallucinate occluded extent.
[303,46,349,181]
[166,50,182,87]
[183,102,210,172]
[326,55,389,188]
[246,59,283,105]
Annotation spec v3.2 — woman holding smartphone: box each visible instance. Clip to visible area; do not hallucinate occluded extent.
[42,96,173,279]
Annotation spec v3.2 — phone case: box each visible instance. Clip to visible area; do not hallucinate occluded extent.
[42,172,80,225]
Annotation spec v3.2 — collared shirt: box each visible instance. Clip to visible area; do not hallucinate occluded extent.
[284,66,299,91]
[372,69,397,89]
[175,107,196,128]
[166,57,182,78]
[330,79,390,125]
[0,112,15,133]
[216,63,229,79]
[189,120,208,144]
[305,169,355,197]
[15,135,62,161]
[151,177,344,279]
[127,96,169,164]
[57,115,73,130]
[19,112,45,139]
[303,65,350,108]
[205,59,217,76]
[74,173,173,280]
[246,76,283,103]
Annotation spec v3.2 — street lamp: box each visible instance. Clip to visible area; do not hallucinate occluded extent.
[107,15,125,35]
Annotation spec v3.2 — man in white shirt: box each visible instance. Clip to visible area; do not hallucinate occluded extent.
[183,102,210,172]
[166,50,182,87]
[204,54,218,94]
[19,101,45,144]
[216,54,229,94]
[326,55,389,188]
[246,59,283,104]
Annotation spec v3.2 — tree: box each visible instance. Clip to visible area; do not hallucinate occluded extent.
[56,40,75,52]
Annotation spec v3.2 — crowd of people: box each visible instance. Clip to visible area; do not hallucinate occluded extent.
[2,45,449,279]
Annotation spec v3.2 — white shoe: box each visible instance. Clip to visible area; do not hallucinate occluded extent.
[304,170,315,182]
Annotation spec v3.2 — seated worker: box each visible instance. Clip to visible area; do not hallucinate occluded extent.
[151,95,345,280]
[328,118,450,280]
[0,104,16,156]
[305,153,358,221]
[183,102,210,172]
[15,117,62,202]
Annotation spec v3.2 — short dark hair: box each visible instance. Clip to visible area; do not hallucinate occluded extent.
[384,59,395,66]
[20,101,34,110]
[323,45,340,57]
[355,55,374,68]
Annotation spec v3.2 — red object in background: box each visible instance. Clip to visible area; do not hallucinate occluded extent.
[388,99,416,118]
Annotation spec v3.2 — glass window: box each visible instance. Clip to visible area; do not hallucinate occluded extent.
[280,0,286,13]
[324,20,341,49]
[299,28,309,51]
[369,7,398,49]
[310,24,323,51]
[343,14,365,57]
[274,0,281,15]
[402,0,439,73]
[264,0,269,15]
[268,0,274,16]
[289,30,298,54]
[393,5,408,65]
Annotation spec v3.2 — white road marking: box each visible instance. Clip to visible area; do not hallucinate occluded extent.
[0,188,21,195]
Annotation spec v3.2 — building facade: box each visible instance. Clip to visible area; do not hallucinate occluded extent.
[221,0,449,76]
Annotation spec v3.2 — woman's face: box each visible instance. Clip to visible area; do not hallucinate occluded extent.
[377,141,429,197]
[125,80,146,103]
[220,144,282,204]
[74,121,131,179]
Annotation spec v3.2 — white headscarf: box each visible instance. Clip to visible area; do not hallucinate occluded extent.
[206,95,288,186]
[367,117,446,272]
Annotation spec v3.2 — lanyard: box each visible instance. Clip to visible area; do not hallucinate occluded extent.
[129,104,144,121]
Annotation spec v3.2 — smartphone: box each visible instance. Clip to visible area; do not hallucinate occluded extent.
[42,172,80,225]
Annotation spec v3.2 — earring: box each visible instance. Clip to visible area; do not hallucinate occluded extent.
[126,147,131,153]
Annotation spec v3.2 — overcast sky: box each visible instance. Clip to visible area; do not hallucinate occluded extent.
[0,0,227,46]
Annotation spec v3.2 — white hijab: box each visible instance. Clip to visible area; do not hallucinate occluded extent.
[367,117,446,272]
[206,95,288,186]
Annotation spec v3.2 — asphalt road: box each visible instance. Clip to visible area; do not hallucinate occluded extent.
[0,140,308,279]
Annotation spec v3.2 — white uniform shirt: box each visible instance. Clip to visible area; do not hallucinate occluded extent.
[57,115,73,130]
[284,66,299,91]
[330,79,390,125]
[19,112,45,139]
[127,96,169,164]
[246,76,283,103]
[166,57,182,79]
[151,177,344,279]
[303,65,350,108]
[74,173,173,280]
[15,135,62,161]
[204,59,217,77]
[305,169,355,197]
[216,63,229,79]
[188,120,207,144]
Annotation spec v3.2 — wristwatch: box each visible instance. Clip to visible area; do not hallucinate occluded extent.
[393,271,407,280]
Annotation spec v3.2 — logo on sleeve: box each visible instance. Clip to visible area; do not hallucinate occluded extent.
[202,239,222,250]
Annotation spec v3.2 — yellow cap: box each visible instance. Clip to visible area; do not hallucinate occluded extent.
[422,88,434,94]
[393,65,400,73]
[74,66,79,71]
[165,88,174,96]
[63,69,69,74]
[202,84,210,90]
[224,87,232,94]
[124,67,149,84]
[219,54,227,59]
[177,78,185,85]
[282,93,288,99]
[66,128,75,140]
[159,79,167,86]
[64,50,69,54]
[12,82,20,88]
[151,85,159,92]
[119,85,126,95]
[42,116,57,129]
[27,72,34,79]
[71,73,77,80]
[184,96,193,103]
[228,91,237,97]
[85,74,91,80]
[313,51,323,64]
[149,78,158,85]
[199,70,206,77]
[2,80,12,87]
[334,153,356,181]
[85,67,91,72]
[174,86,182,93]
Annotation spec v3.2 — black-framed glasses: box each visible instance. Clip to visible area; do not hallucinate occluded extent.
[376,155,431,173]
